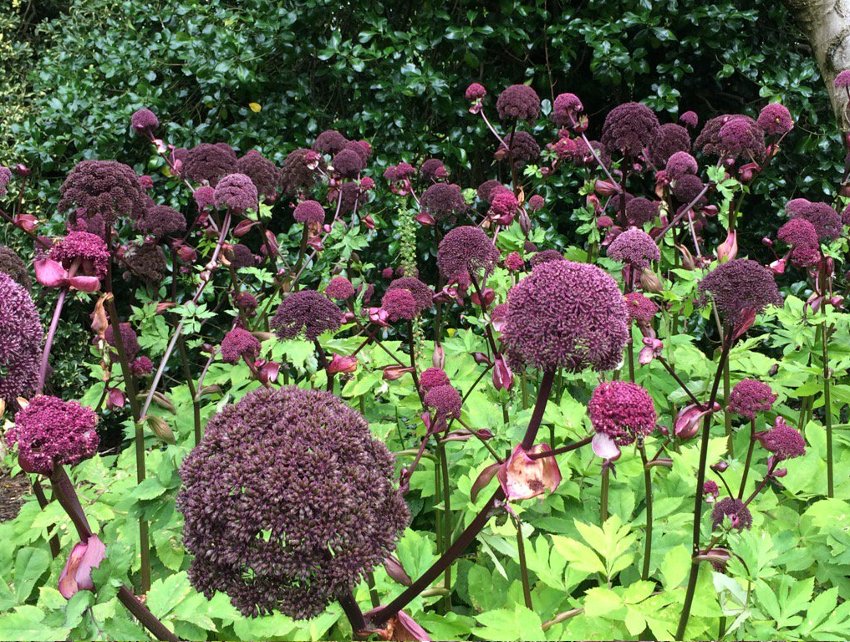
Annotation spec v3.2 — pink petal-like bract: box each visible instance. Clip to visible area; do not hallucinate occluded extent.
[58,535,106,599]
[592,432,621,460]
[68,275,102,293]
[34,257,69,288]
[497,444,562,501]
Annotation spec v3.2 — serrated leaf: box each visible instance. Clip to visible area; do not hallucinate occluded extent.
[14,547,50,603]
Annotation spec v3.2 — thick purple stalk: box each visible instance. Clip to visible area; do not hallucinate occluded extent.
[36,288,68,393]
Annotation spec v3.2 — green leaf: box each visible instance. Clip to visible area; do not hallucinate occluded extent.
[474,605,544,641]
[14,547,50,603]
[660,544,691,589]
[146,571,192,619]
[0,606,70,641]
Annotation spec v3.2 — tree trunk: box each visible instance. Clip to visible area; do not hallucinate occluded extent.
[785,0,850,129]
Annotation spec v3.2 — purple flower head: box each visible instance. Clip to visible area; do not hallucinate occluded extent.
[59,160,147,236]
[293,199,325,225]
[503,251,523,271]
[419,367,450,392]
[104,322,140,362]
[624,292,659,325]
[424,384,462,418]
[728,379,777,420]
[234,291,258,314]
[420,183,467,220]
[0,166,11,197]
[502,260,629,372]
[648,123,691,167]
[607,228,661,269]
[759,417,806,460]
[122,243,167,283]
[717,117,766,161]
[491,190,518,218]
[220,328,261,364]
[695,114,755,158]
[381,289,418,321]
[528,194,545,211]
[131,108,159,134]
[437,226,499,285]
[703,480,719,498]
[8,396,98,475]
[835,70,850,88]
[384,162,416,183]
[477,180,506,204]
[757,103,794,136]
[227,244,256,270]
[0,246,30,289]
[625,197,661,227]
[130,356,153,376]
[279,148,320,195]
[465,83,487,101]
[214,173,258,213]
[671,174,706,205]
[778,218,820,267]
[496,84,540,121]
[271,290,341,340]
[601,102,660,158]
[572,138,611,168]
[386,278,433,315]
[529,249,565,268]
[679,111,699,128]
[589,381,656,445]
[183,143,238,186]
[177,386,409,618]
[552,93,584,127]
[193,186,216,211]
[496,131,540,166]
[711,498,752,531]
[236,150,280,203]
[699,259,782,328]
[325,276,355,301]
[0,274,42,402]
[137,205,186,239]
[420,159,447,182]
[665,151,699,180]
[313,130,349,155]
[785,198,842,242]
[50,231,110,280]
[332,148,364,179]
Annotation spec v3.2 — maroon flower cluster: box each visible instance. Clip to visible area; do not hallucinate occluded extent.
[437,226,500,285]
[601,102,660,158]
[497,131,540,166]
[648,123,691,167]
[529,249,565,267]
[759,417,806,460]
[785,198,842,242]
[220,328,261,364]
[420,158,447,182]
[728,379,777,420]
[778,218,820,268]
[8,396,98,475]
[293,200,325,225]
[0,273,42,402]
[625,198,660,227]
[551,92,583,127]
[419,367,450,392]
[50,231,111,280]
[624,292,659,325]
[131,108,159,133]
[424,384,462,418]
[137,205,186,239]
[177,387,409,618]
[313,130,348,155]
[711,498,752,531]
[236,150,280,203]
[227,244,256,270]
[607,228,661,269]
[271,290,341,340]
[588,381,657,445]
[502,260,629,372]
[496,84,540,121]
[671,174,706,204]
[214,173,258,213]
[105,322,140,362]
[381,289,418,321]
[332,148,364,178]
[279,148,320,195]
[698,259,782,327]
[122,243,168,283]
[386,278,433,316]
[0,246,30,289]
[717,117,766,160]
[665,151,699,180]
[183,143,238,186]
[757,103,794,136]
[420,183,467,219]
[325,276,355,301]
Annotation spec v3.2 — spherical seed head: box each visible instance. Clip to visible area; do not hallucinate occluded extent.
[648,123,691,167]
[679,111,699,128]
[588,381,657,445]
[785,198,842,242]
[491,190,518,217]
[50,231,111,279]
[293,200,325,224]
[176,386,409,619]
[220,328,261,364]
[424,384,462,418]
[8,396,98,475]
[496,84,540,121]
[236,150,280,203]
[0,246,30,289]
[437,226,499,284]
[777,218,820,267]
[105,322,140,362]
[228,244,256,270]
[694,114,754,158]
[420,183,467,220]
[625,197,661,227]
[193,185,216,211]
[271,290,341,340]
[465,82,487,101]
[122,243,168,283]
[214,173,258,213]
[607,228,661,269]
[671,174,706,205]
[131,107,159,133]
[183,143,238,186]
[528,194,545,211]
[502,260,629,372]
[386,278,433,315]
[0,273,42,402]
[325,276,355,301]
[59,160,147,236]
[717,117,766,161]
[698,259,782,327]
[728,379,777,420]
[497,131,540,166]
[624,292,659,325]
[419,158,447,182]
[477,180,506,204]
[760,417,806,460]
[551,93,584,126]
[279,148,320,195]
[757,103,794,136]
[381,288,418,321]
[711,498,752,531]
[136,205,186,239]
[665,151,699,180]
[835,70,850,88]
[601,102,660,158]
[419,367,450,392]
[529,249,565,268]
[313,129,349,155]
[332,148,364,178]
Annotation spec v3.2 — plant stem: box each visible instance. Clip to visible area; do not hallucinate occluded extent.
[32,480,60,557]
[600,466,609,524]
[338,589,366,639]
[515,517,533,609]
[36,288,68,393]
[639,442,653,580]
[438,441,452,612]
[521,369,556,450]
[675,332,733,640]
[723,358,733,456]
[738,419,757,499]
[177,337,202,445]
[821,293,834,497]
